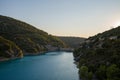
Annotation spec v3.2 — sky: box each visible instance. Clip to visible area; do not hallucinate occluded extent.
[0,0,120,38]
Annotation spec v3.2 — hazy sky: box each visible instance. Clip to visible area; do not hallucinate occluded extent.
[0,0,120,38]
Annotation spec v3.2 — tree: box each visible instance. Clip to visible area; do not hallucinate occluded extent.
[96,65,106,80]
[106,64,120,80]
[88,72,93,80]
[80,66,88,80]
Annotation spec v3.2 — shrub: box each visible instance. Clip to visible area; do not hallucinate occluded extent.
[80,66,88,80]
[106,64,120,80]
[96,65,106,80]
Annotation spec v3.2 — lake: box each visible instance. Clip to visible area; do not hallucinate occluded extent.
[0,51,79,80]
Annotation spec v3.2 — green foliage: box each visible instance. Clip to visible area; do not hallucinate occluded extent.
[80,66,93,80]
[74,26,120,80]
[106,64,120,80]
[49,35,66,47]
[73,48,81,57]
[0,15,66,54]
[88,72,93,80]
[88,64,96,72]
[0,36,23,58]
[58,36,85,48]
[80,66,88,80]
[79,58,86,66]
[96,65,106,80]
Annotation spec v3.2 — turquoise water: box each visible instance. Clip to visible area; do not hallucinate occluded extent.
[0,52,79,80]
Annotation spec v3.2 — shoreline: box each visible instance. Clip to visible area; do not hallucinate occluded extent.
[0,57,22,62]
[0,49,74,62]
[24,50,74,56]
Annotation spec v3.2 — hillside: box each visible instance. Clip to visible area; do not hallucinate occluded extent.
[0,15,66,56]
[0,36,23,61]
[58,36,85,48]
[73,26,120,80]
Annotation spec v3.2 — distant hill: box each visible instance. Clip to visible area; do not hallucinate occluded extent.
[73,26,120,80]
[0,15,66,57]
[58,36,86,48]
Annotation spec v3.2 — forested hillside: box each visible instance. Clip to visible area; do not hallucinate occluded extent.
[58,36,85,48]
[74,26,120,80]
[0,15,66,56]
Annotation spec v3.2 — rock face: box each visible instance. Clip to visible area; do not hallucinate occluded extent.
[0,36,23,61]
[0,15,66,56]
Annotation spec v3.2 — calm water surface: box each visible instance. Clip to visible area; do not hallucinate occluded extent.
[0,51,79,80]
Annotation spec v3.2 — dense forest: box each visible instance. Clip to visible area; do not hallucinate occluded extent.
[74,26,120,80]
[0,15,66,60]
